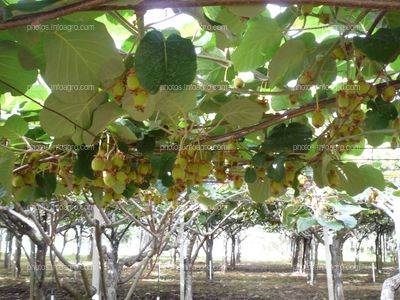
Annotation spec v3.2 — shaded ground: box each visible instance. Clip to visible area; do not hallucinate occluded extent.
[0,260,398,299]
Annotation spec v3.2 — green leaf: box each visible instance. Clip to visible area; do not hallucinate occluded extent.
[248,178,271,202]
[0,115,29,142]
[82,102,124,145]
[335,214,357,228]
[109,123,138,144]
[73,148,97,179]
[198,195,217,211]
[251,152,267,168]
[365,98,398,130]
[0,41,37,96]
[316,218,344,231]
[135,30,197,94]
[0,150,15,201]
[267,154,287,181]
[269,33,316,87]
[263,122,312,153]
[122,183,138,198]
[14,186,37,204]
[353,28,400,63]
[245,167,257,183]
[227,5,265,18]
[121,92,157,121]
[385,12,400,28]
[43,20,124,100]
[155,90,197,116]
[297,216,317,232]
[335,163,386,196]
[40,92,108,139]
[137,135,156,154]
[232,16,282,71]
[36,172,57,200]
[219,98,264,128]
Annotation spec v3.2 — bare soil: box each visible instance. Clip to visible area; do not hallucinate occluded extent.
[0,260,397,299]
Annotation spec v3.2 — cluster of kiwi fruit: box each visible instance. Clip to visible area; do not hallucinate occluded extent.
[90,148,152,207]
[111,68,149,112]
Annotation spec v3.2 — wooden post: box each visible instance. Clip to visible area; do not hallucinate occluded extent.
[179,218,185,300]
[372,263,376,283]
[324,227,335,300]
[394,198,400,272]
[92,206,103,300]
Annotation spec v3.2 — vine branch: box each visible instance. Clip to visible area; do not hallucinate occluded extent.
[205,80,400,144]
[1,0,399,30]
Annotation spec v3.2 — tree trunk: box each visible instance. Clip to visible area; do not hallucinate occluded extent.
[13,235,22,278]
[376,233,384,274]
[330,235,345,300]
[184,234,196,300]
[32,243,47,300]
[355,243,361,272]
[381,273,400,300]
[0,229,4,261]
[236,233,242,264]
[205,234,214,282]
[230,235,236,270]
[75,226,83,263]
[221,233,228,274]
[29,240,36,300]
[309,236,318,286]
[4,230,13,269]
[106,245,119,300]
[291,235,300,272]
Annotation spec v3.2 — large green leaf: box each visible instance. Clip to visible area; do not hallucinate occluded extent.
[336,163,386,196]
[0,150,15,202]
[82,102,124,145]
[40,92,108,139]
[0,41,37,95]
[232,16,282,71]
[155,90,197,116]
[219,98,264,128]
[227,5,265,18]
[248,178,271,202]
[297,216,317,232]
[365,97,398,130]
[269,33,317,87]
[267,154,287,182]
[0,115,29,142]
[43,20,124,100]
[135,30,197,94]
[121,92,157,121]
[263,122,313,153]
[36,172,57,200]
[353,28,400,63]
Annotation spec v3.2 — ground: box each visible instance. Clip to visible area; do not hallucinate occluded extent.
[0,260,398,299]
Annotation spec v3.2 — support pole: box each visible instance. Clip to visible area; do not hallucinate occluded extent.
[324,227,335,300]
[179,218,185,300]
[92,206,103,300]
[394,198,400,272]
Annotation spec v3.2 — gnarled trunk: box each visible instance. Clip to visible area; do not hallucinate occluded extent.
[13,235,22,278]
[308,236,318,286]
[205,234,214,282]
[106,244,119,300]
[230,235,236,270]
[4,230,13,269]
[330,236,345,300]
[221,233,228,274]
[381,273,400,300]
